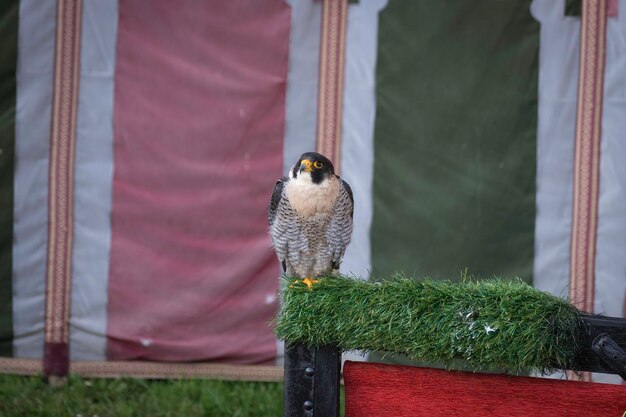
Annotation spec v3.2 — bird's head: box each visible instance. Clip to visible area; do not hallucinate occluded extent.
[290,152,335,184]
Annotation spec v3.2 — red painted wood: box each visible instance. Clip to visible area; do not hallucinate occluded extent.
[344,361,626,417]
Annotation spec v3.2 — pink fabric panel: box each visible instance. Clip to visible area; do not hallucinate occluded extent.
[107,0,290,364]
[607,0,618,17]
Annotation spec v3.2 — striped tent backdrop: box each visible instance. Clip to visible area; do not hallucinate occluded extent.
[0,0,624,384]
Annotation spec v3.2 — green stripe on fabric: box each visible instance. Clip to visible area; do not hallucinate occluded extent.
[564,0,582,17]
[372,0,538,284]
[0,0,18,357]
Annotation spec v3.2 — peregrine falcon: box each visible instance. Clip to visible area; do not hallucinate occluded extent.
[268,152,353,279]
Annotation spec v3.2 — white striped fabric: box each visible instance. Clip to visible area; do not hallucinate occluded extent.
[532,0,625,384]
[340,0,388,280]
[283,0,321,175]
[532,0,580,308]
[13,0,56,359]
[593,0,626,384]
[595,0,626,320]
[14,0,119,361]
[69,0,118,360]
[280,0,323,365]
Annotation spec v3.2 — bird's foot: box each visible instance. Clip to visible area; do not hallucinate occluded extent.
[302,277,319,289]
[288,277,319,289]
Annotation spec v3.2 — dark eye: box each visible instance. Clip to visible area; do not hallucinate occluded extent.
[314,161,323,169]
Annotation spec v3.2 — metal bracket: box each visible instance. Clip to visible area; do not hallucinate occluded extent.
[591,333,626,380]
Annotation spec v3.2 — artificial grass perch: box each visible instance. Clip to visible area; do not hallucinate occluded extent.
[276,275,582,374]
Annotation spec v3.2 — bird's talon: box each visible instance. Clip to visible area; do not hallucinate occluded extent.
[302,277,319,289]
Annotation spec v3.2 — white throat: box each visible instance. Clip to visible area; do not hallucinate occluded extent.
[286,172,339,217]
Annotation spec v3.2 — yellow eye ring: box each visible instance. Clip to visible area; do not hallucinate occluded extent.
[313,161,323,169]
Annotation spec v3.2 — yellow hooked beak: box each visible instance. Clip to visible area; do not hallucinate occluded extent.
[299,159,313,173]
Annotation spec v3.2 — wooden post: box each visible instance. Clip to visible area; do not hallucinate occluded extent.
[284,343,341,417]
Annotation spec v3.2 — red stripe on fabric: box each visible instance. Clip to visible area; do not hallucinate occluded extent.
[565,0,606,381]
[574,1,587,310]
[107,0,289,364]
[316,0,347,172]
[330,1,341,164]
[344,362,626,417]
[607,0,618,16]
[44,0,82,377]
[569,0,585,310]
[584,0,595,306]
[570,0,607,317]
[329,20,336,159]
[578,13,586,312]
[582,10,595,309]
[589,0,607,314]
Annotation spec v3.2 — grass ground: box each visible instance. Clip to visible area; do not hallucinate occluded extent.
[0,375,287,417]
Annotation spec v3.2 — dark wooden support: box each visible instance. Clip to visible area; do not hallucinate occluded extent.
[284,344,314,417]
[283,343,341,417]
[313,345,341,416]
[591,334,626,379]
[573,314,626,374]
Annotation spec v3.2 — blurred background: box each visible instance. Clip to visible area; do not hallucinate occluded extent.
[0,0,625,411]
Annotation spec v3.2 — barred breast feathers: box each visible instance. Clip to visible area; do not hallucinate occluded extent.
[327,180,354,269]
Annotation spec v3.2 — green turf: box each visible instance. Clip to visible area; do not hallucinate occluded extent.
[0,375,284,417]
[276,275,582,374]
